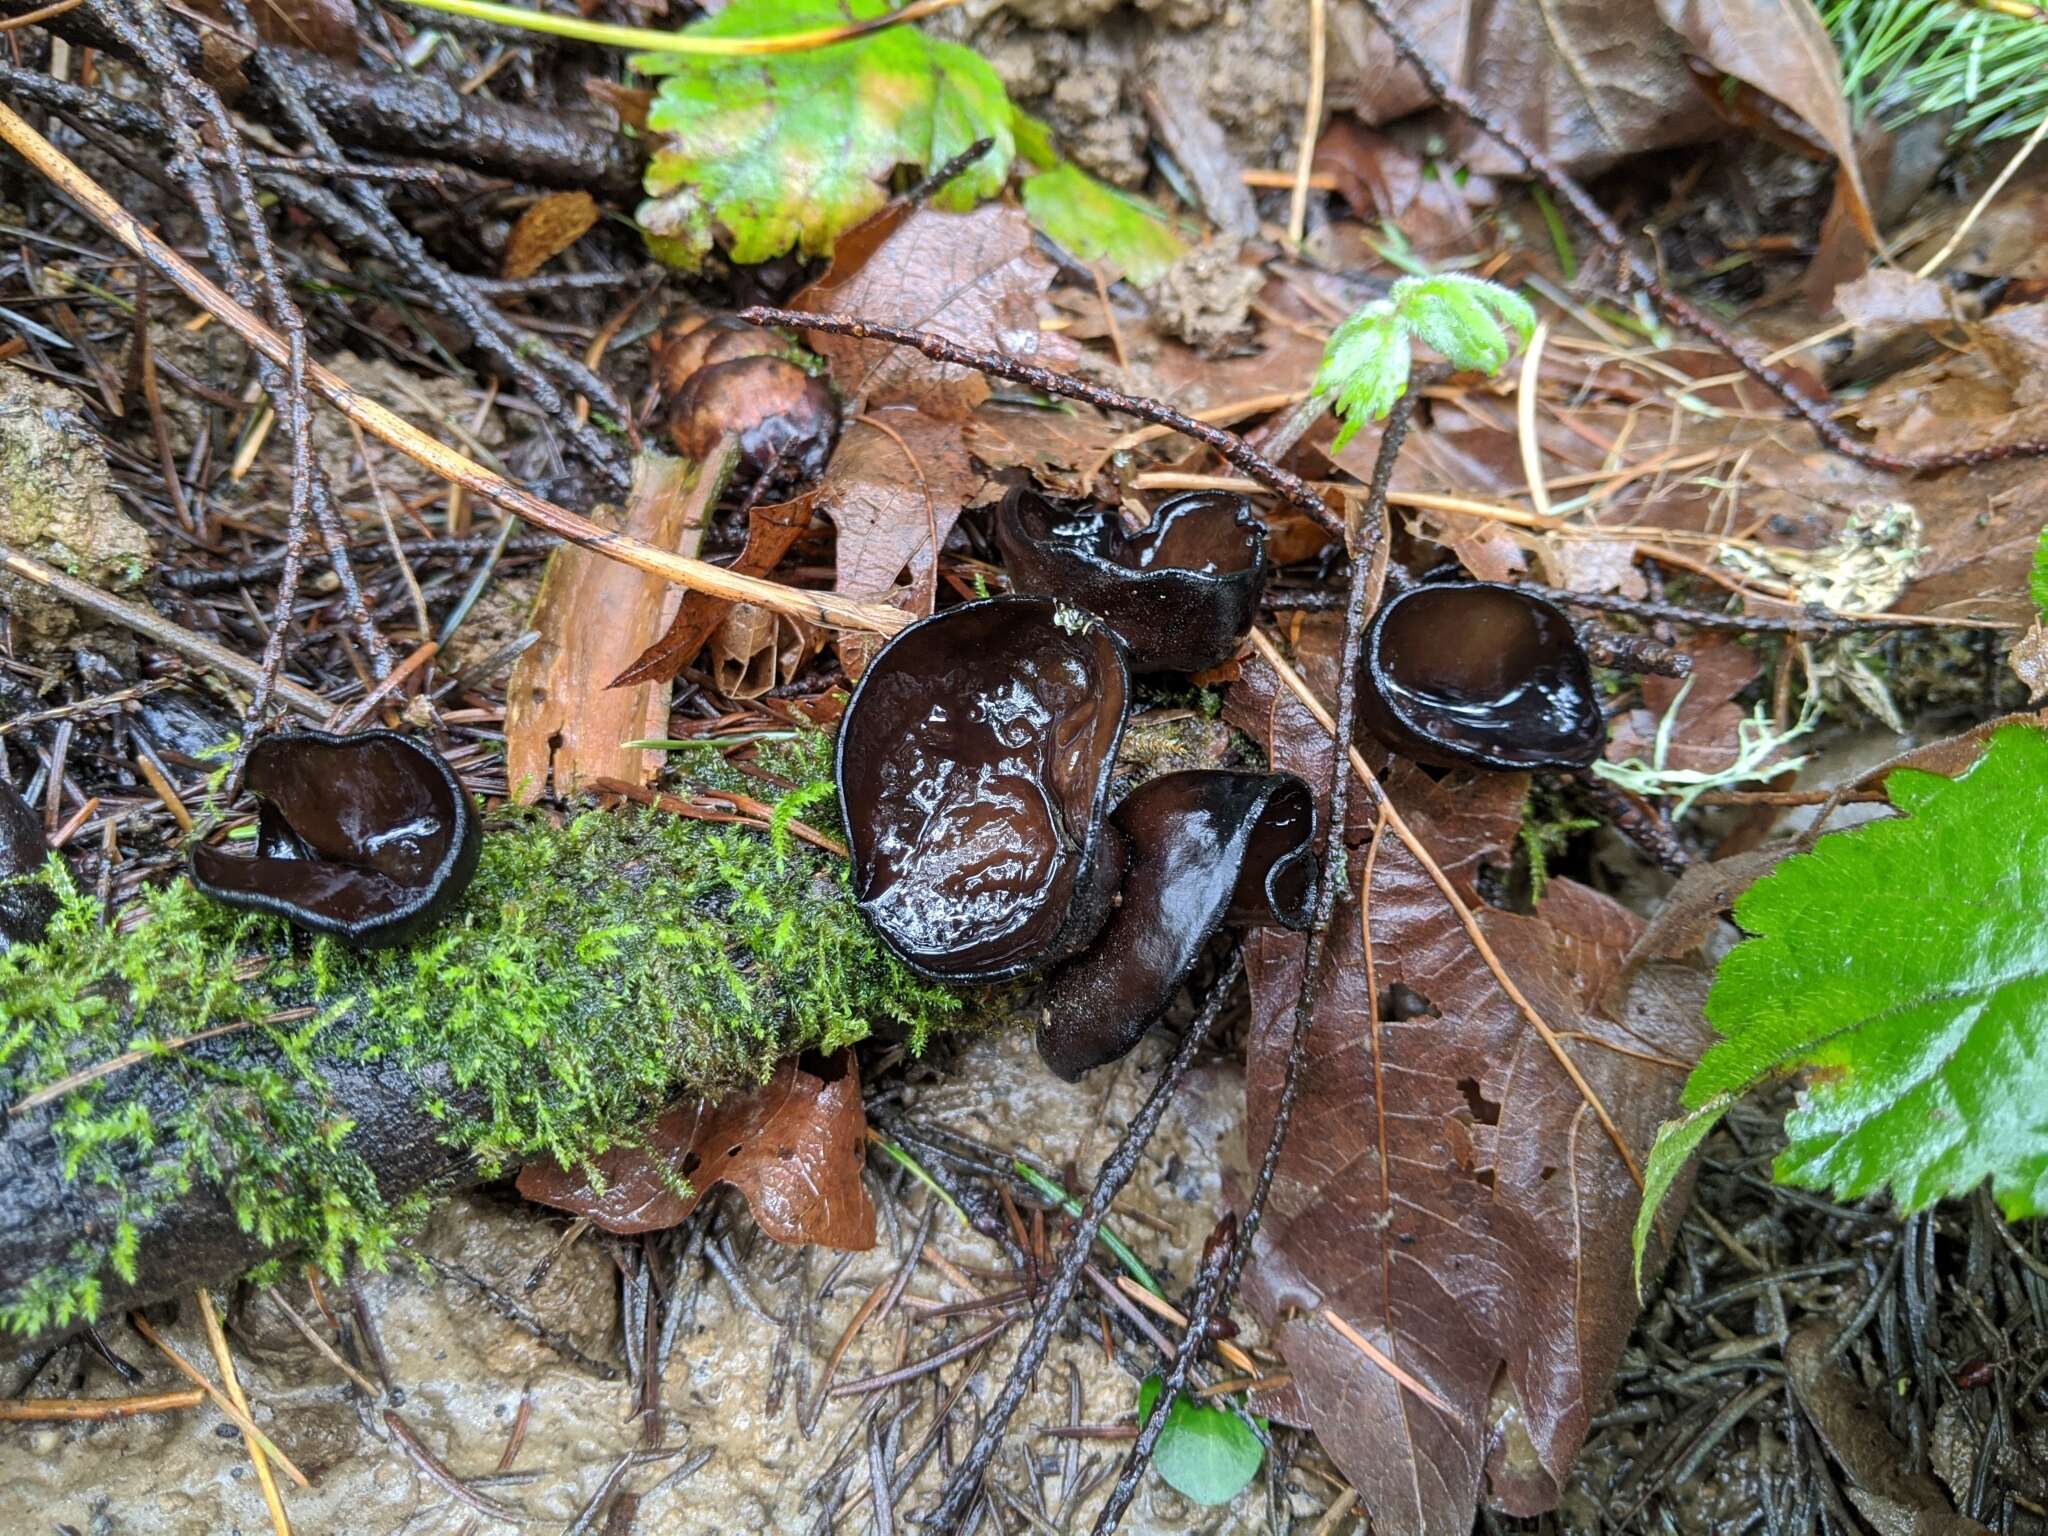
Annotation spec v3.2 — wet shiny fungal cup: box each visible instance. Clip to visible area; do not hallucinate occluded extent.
[1355,582,1605,771]
[995,484,1270,674]
[189,730,481,948]
[836,596,1131,985]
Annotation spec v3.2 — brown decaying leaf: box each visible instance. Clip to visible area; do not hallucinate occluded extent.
[1656,0,1877,247]
[707,603,822,698]
[815,407,987,676]
[1338,0,1718,177]
[505,453,717,802]
[516,1052,876,1250]
[500,192,601,281]
[794,202,1074,420]
[611,492,813,688]
[1605,637,1761,775]
[1228,660,1709,1535]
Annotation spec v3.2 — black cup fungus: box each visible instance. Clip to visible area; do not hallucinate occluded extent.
[837,597,1131,985]
[1037,769,1317,1081]
[995,485,1270,674]
[1354,582,1605,771]
[189,730,480,948]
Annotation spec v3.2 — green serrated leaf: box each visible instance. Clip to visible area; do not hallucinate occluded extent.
[635,0,1014,269]
[1138,1375,1265,1507]
[2030,523,2048,625]
[1683,724,2048,1220]
[1020,162,1185,286]
[1631,1093,1736,1290]
[1315,303,1410,450]
[1392,274,1537,376]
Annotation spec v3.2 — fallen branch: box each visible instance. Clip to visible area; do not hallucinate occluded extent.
[0,102,909,639]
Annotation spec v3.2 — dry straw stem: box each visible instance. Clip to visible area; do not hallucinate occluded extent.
[198,1287,293,1536]
[1246,626,1644,1187]
[129,1313,312,1489]
[0,104,908,640]
[0,1389,204,1421]
[394,0,960,54]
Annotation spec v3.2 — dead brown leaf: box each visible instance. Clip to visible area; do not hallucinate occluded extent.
[793,202,1074,419]
[195,0,354,58]
[707,604,822,698]
[505,453,715,802]
[500,192,600,281]
[1238,829,1705,1534]
[1227,657,1709,1534]
[1335,0,1718,177]
[814,406,987,675]
[1656,0,1876,247]
[516,1052,876,1250]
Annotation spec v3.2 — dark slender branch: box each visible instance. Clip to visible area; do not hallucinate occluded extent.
[1351,0,2048,475]
[902,137,996,206]
[922,949,1248,1531]
[1576,626,1691,679]
[1092,393,1421,1535]
[737,307,1344,536]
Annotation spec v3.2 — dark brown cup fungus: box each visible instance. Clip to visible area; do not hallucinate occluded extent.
[1036,770,1317,1081]
[837,596,1130,985]
[995,485,1270,674]
[1355,582,1605,771]
[189,730,481,949]
[0,776,56,951]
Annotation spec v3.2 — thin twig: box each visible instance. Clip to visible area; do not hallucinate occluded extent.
[198,1288,293,1536]
[924,951,1248,1529]
[129,1313,312,1489]
[0,1389,203,1420]
[1092,392,1420,1536]
[0,542,329,721]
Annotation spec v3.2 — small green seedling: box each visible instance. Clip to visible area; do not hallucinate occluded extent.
[1138,1373,1266,1507]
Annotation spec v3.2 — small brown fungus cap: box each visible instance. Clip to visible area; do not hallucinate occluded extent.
[1037,770,1317,1081]
[1354,582,1605,771]
[189,730,481,948]
[995,485,1270,674]
[837,597,1130,985]
[666,354,840,486]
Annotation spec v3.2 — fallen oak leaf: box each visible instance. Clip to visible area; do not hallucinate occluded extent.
[517,1050,876,1249]
[793,201,1074,419]
[813,405,987,675]
[1605,637,1762,776]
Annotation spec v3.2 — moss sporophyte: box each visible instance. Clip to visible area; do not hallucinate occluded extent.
[0,736,960,1339]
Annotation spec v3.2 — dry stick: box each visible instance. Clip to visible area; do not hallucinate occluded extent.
[0,105,909,639]
[198,1288,292,1536]
[0,542,330,721]
[1090,393,1419,1536]
[0,1389,204,1420]
[923,950,1248,1530]
[737,307,1345,538]
[1350,0,2048,475]
[259,1284,383,1400]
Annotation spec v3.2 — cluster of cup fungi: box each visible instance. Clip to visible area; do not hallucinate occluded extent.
[4,474,1608,1087]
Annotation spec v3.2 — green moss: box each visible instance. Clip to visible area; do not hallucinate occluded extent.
[0,737,962,1337]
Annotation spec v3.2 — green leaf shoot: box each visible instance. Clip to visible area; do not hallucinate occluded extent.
[1315,274,1536,450]
[1632,725,2048,1282]
[1138,1375,1266,1507]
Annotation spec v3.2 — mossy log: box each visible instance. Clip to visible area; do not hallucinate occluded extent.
[0,748,961,1347]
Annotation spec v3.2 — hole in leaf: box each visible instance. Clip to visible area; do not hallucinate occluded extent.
[1457,1077,1500,1127]
[1383,982,1437,1020]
